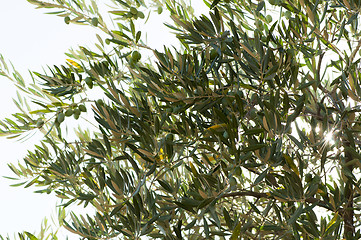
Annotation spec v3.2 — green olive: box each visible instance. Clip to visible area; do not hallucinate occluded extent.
[79,104,87,112]
[256,20,264,31]
[313,175,321,183]
[64,16,70,24]
[36,119,44,128]
[57,113,65,123]
[284,11,292,19]
[132,51,141,62]
[266,15,273,23]
[229,177,237,187]
[210,49,218,59]
[85,77,93,89]
[305,173,313,182]
[69,103,77,108]
[130,7,138,15]
[73,108,81,116]
[234,167,242,176]
[96,99,104,106]
[137,11,145,19]
[91,17,99,27]
[65,108,73,117]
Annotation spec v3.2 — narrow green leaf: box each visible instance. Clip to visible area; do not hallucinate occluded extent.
[253,168,268,186]
[242,144,267,152]
[288,204,303,225]
[210,0,221,9]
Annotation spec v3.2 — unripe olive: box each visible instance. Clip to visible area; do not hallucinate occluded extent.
[96,99,104,106]
[130,7,138,15]
[79,104,87,112]
[69,103,77,108]
[210,49,218,60]
[255,20,264,31]
[229,177,237,187]
[57,113,65,123]
[284,11,292,19]
[73,108,81,116]
[132,51,141,62]
[85,77,93,89]
[65,108,73,117]
[157,6,163,14]
[234,167,242,176]
[74,114,80,120]
[305,173,313,182]
[36,119,44,128]
[64,16,70,24]
[137,11,145,19]
[266,15,273,23]
[313,175,321,183]
[91,17,99,27]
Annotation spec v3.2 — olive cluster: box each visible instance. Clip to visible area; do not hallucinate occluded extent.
[127,7,145,19]
[56,103,87,125]
[254,15,273,31]
[64,16,100,26]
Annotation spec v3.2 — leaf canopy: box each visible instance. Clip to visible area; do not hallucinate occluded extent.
[2,0,361,239]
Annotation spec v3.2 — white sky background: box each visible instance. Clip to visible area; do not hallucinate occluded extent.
[0,0,208,238]
[0,0,101,237]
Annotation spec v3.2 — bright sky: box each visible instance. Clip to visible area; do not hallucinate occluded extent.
[0,0,208,238]
[0,0,101,238]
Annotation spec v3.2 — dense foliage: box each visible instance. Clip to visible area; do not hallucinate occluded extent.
[2,0,361,239]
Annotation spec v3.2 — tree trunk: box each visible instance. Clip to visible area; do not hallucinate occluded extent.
[343,140,355,239]
[344,181,354,239]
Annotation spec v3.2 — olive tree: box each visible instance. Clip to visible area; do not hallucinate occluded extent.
[1,0,361,239]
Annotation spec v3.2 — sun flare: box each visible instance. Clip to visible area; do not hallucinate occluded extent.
[324,130,335,145]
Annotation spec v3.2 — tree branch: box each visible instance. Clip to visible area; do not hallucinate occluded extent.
[221,190,334,211]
